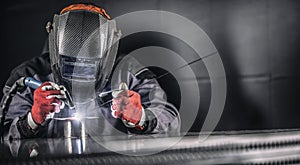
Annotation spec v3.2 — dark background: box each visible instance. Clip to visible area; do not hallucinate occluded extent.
[1,0,300,132]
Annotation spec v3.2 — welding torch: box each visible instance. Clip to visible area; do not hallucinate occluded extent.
[24,77,75,109]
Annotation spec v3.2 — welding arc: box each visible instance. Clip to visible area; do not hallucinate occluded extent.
[50,54,215,121]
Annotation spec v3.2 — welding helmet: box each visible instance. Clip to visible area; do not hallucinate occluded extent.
[47,3,121,104]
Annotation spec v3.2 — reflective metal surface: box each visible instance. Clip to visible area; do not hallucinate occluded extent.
[2,129,300,164]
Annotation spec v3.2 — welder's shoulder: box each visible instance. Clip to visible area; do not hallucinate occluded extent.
[6,54,51,87]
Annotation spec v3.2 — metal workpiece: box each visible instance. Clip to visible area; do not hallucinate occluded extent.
[2,129,300,164]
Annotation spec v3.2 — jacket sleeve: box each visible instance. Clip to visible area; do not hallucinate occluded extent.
[1,85,47,140]
[128,69,181,135]
[1,54,52,139]
[111,56,181,135]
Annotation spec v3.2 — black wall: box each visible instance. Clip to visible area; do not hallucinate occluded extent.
[1,0,300,131]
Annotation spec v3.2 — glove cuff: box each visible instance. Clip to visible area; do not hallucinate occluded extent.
[27,112,38,130]
[136,107,146,129]
[127,109,157,134]
[122,108,146,130]
[17,112,48,138]
[16,113,38,138]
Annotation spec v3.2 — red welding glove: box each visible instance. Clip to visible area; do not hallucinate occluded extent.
[31,82,64,125]
[111,90,144,126]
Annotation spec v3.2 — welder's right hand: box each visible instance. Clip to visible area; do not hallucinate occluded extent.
[31,82,66,125]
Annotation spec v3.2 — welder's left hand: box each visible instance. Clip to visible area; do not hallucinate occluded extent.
[111,90,144,128]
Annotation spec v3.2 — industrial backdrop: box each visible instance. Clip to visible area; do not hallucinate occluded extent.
[0,0,300,131]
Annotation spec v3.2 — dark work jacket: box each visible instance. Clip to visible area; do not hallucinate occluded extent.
[1,53,180,139]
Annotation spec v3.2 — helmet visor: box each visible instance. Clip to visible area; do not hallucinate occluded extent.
[60,55,100,81]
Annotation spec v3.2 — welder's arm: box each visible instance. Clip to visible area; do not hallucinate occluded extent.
[111,89,146,130]
[135,78,180,134]
[122,70,180,134]
[1,82,65,139]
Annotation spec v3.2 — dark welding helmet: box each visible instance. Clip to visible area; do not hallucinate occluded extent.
[47,3,121,104]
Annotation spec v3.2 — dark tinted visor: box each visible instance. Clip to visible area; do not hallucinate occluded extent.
[60,55,100,80]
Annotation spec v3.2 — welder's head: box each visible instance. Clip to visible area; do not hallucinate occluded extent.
[47,3,121,104]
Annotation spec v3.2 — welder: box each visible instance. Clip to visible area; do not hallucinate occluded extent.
[0,3,180,139]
